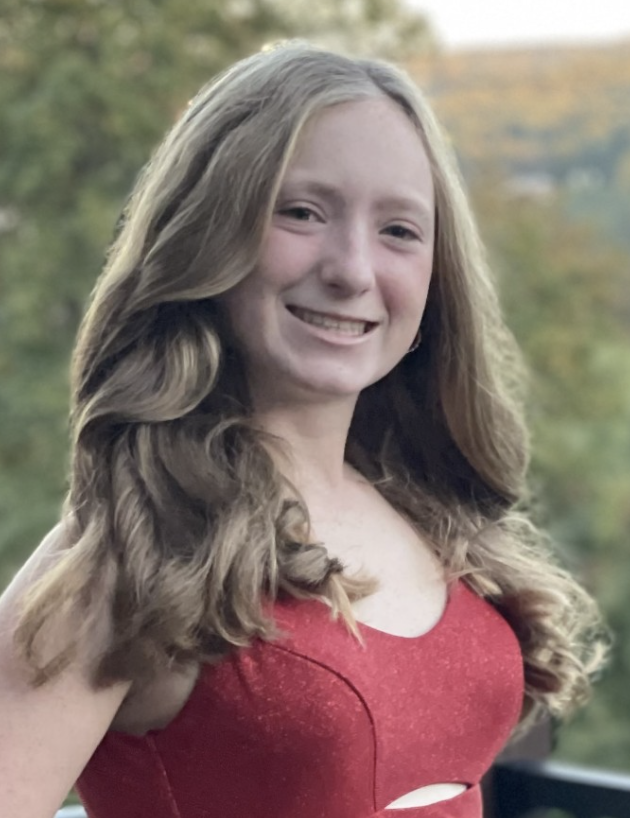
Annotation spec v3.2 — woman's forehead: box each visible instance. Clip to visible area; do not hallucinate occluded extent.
[279,99,434,210]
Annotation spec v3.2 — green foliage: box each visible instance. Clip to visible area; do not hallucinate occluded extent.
[263,0,433,59]
[473,183,630,771]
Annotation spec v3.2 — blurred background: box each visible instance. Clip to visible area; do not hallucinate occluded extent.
[1,0,629,776]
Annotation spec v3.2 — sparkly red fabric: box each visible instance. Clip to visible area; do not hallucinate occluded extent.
[76,581,523,818]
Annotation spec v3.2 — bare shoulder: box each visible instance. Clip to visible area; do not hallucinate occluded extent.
[7,518,72,587]
[1,518,106,673]
[1,519,80,655]
[2,520,201,740]
[0,520,131,817]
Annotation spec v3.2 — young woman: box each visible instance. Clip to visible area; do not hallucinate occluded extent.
[0,42,606,818]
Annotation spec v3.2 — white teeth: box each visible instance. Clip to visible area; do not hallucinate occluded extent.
[291,307,369,336]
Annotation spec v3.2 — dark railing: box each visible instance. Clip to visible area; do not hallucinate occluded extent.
[54,760,630,818]
[492,759,630,818]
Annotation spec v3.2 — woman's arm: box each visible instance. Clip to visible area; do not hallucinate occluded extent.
[0,523,131,818]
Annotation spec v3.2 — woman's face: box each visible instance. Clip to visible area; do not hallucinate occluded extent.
[222,96,435,407]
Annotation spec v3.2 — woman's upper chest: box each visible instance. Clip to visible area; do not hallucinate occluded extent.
[309,482,447,637]
[112,485,445,734]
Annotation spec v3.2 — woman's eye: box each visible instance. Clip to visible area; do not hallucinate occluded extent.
[384,224,421,241]
[279,206,317,221]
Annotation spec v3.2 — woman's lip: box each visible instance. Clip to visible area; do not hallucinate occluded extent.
[286,305,378,324]
[285,305,379,343]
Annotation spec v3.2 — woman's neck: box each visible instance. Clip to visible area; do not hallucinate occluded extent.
[249,396,359,496]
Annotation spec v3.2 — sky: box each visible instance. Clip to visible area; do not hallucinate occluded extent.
[409,0,630,49]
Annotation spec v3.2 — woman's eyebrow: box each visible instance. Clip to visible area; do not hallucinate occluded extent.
[374,194,434,221]
[278,179,345,205]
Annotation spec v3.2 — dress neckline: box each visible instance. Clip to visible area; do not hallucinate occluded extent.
[354,579,462,641]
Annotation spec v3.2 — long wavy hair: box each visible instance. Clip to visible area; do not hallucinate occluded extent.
[16,42,606,723]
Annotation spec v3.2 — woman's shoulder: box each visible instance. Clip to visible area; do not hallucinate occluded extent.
[1,517,126,684]
[0,519,133,816]
[14,518,73,582]
[1,519,76,648]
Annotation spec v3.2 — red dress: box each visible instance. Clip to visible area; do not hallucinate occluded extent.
[76,581,523,817]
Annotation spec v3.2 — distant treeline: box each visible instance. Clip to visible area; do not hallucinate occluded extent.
[408,42,630,245]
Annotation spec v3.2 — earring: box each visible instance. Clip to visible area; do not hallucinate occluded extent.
[406,328,422,354]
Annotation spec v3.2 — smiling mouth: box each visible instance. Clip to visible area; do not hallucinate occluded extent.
[287,306,377,336]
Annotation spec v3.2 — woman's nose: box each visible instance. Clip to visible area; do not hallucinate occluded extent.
[319,224,376,295]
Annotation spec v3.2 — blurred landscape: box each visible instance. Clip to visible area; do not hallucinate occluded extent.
[1,0,628,776]
[410,42,630,249]
[411,41,630,769]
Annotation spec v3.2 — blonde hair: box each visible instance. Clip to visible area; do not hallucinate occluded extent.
[16,42,606,723]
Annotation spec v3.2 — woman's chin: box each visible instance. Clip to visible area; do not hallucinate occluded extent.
[289,378,364,403]
[246,354,392,406]
[252,375,365,406]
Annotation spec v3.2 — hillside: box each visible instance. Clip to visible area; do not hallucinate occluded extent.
[407,41,630,199]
